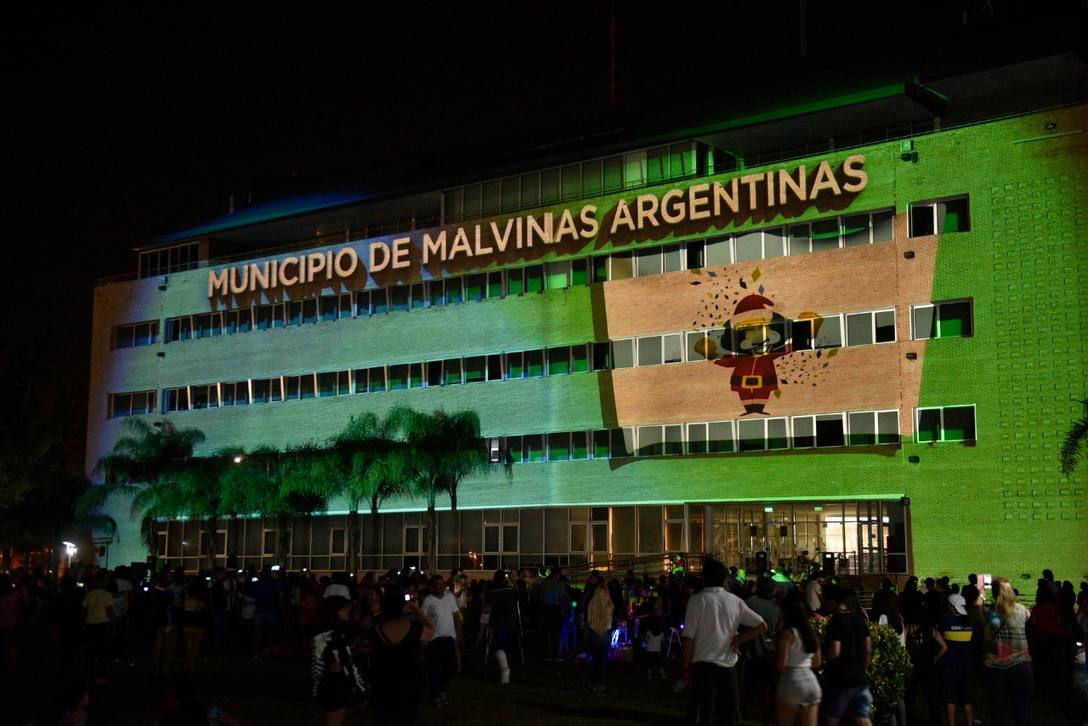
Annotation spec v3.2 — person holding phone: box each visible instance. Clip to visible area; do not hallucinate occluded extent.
[370,589,435,725]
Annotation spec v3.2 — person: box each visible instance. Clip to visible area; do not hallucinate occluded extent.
[822,586,872,726]
[369,589,434,726]
[249,566,283,656]
[111,566,133,666]
[312,596,367,726]
[804,574,822,615]
[487,569,520,684]
[323,572,351,600]
[643,617,666,680]
[421,574,463,706]
[934,593,974,726]
[744,575,782,726]
[982,577,1033,726]
[586,574,614,696]
[775,602,822,726]
[81,572,114,683]
[681,559,768,725]
[149,574,176,677]
[541,567,566,661]
[179,580,208,675]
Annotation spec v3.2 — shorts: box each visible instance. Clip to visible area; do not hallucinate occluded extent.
[941,661,973,705]
[777,666,821,706]
[823,685,872,719]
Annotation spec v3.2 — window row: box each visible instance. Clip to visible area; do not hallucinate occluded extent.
[112,320,159,349]
[442,142,702,223]
[157,207,897,345]
[138,241,199,279]
[487,409,907,463]
[108,391,156,419]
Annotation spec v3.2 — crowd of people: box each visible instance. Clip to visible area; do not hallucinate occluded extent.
[0,559,1085,725]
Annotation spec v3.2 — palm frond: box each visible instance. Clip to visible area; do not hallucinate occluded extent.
[1059,402,1088,476]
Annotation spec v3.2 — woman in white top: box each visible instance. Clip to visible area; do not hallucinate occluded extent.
[775,602,822,726]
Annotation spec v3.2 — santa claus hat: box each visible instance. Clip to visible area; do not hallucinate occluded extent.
[733,294,775,316]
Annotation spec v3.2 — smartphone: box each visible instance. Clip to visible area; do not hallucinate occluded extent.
[404,593,411,602]
[271,565,281,572]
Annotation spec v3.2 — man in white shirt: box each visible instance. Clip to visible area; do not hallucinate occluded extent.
[681,559,767,725]
[422,574,464,706]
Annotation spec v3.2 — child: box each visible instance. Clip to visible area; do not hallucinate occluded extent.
[643,618,666,680]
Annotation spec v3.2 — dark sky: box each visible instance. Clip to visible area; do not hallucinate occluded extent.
[3,2,1082,468]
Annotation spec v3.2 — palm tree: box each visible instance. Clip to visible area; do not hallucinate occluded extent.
[176,451,237,570]
[389,406,491,572]
[79,418,205,568]
[1060,399,1088,476]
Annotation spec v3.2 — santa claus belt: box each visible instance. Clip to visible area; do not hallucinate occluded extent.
[732,374,776,389]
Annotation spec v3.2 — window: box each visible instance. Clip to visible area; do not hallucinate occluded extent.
[255,303,285,330]
[686,240,705,269]
[810,219,840,252]
[108,391,155,418]
[465,274,486,302]
[487,271,505,299]
[137,242,199,278]
[611,428,635,458]
[612,339,635,369]
[443,358,462,386]
[847,410,900,446]
[571,344,589,373]
[814,314,843,349]
[252,378,282,404]
[545,262,570,290]
[911,300,973,339]
[909,196,970,236]
[915,405,976,442]
[223,309,252,334]
[792,414,844,448]
[113,320,159,349]
[548,432,571,461]
[637,425,664,456]
[390,286,410,312]
[846,309,896,346]
[464,356,486,383]
[368,366,386,393]
[637,335,662,367]
[319,371,350,397]
[705,236,731,266]
[609,252,633,280]
[445,278,463,306]
[220,381,249,406]
[162,387,189,413]
[547,347,570,376]
[636,248,662,277]
[737,418,788,451]
[164,316,192,343]
[525,350,544,378]
[523,434,545,463]
[524,266,544,294]
[189,384,218,410]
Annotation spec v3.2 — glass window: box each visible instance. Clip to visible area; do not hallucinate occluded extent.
[937,198,970,233]
[425,361,442,387]
[445,278,464,305]
[624,150,646,187]
[548,432,571,461]
[501,176,519,213]
[390,285,410,312]
[368,367,385,393]
[815,414,844,447]
[611,428,635,457]
[387,365,409,391]
[647,146,668,183]
[636,248,662,277]
[353,291,370,317]
[520,172,539,208]
[814,315,842,348]
[662,244,683,273]
[524,434,545,463]
[524,266,544,294]
[428,280,445,307]
[912,305,936,340]
[571,259,589,286]
[409,283,426,310]
[737,419,765,452]
[319,295,339,321]
[910,204,934,236]
[848,411,876,446]
[561,164,581,200]
[592,342,611,370]
[792,416,815,448]
[612,339,635,369]
[877,410,900,444]
[788,224,810,255]
[370,290,388,315]
[791,318,814,350]
[299,374,315,399]
[686,331,707,361]
[669,143,693,178]
[408,363,424,389]
[506,269,524,296]
[302,298,318,323]
[352,369,368,394]
[114,325,135,349]
[540,168,560,204]
[319,371,340,397]
[846,312,874,346]
[734,231,762,262]
[637,335,662,366]
[505,352,524,380]
[525,349,544,377]
[482,180,501,216]
[547,347,570,376]
[916,408,942,442]
[768,418,789,449]
[571,432,589,460]
[582,159,603,197]
[875,310,896,343]
[609,252,633,280]
[662,334,683,364]
[811,219,840,252]
[592,430,611,459]
[708,421,734,453]
[763,228,786,258]
[664,425,683,455]
[545,262,570,290]
[463,184,481,219]
[872,209,894,242]
[842,213,871,246]
[942,406,976,441]
[465,274,485,302]
[686,240,704,269]
[637,426,663,456]
[705,237,731,266]
[487,271,505,298]
[486,354,503,381]
[603,156,624,192]
[464,356,485,383]
[687,423,708,454]
[444,358,463,385]
[937,301,973,338]
[443,189,463,223]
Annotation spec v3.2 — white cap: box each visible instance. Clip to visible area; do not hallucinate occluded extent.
[948,593,967,615]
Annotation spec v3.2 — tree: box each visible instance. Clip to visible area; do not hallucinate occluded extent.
[325,413,410,573]
[175,451,236,570]
[79,418,205,568]
[1060,399,1088,476]
[389,406,491,572]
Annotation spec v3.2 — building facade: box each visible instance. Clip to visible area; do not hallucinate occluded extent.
[87,69,1088,581]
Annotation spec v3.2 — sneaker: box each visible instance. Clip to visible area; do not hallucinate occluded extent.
[500,668,510,684]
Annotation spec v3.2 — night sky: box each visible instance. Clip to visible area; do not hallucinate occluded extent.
[4,3,1081,469]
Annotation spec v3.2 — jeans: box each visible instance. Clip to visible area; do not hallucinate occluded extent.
[587,629,610,688]
[426,636,456,698]
[984,662,1034,726]
[689,661,739,726]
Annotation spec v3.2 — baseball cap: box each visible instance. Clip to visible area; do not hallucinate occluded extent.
[948,593,967,615]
